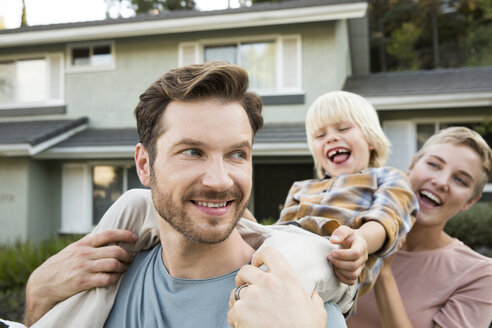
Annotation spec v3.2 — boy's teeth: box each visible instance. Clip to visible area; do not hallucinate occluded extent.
[196,201,227,208]
[420,190,442,205]
[328,149,349,158]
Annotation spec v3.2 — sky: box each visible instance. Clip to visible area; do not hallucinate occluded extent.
[0,0,241,29]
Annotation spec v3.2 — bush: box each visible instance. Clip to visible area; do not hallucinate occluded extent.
[0,235,82,322]
[444,202,492,256]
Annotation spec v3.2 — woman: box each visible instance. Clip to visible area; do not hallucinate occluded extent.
[347,126,492,328]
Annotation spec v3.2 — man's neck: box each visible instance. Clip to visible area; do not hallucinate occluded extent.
[158,223,254,279]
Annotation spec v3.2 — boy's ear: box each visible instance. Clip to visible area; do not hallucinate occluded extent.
[135,143,151,187]
[460,193,481,212]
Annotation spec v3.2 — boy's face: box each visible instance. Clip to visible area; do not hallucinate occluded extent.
[407,142,481,229]
[312,121,372,177]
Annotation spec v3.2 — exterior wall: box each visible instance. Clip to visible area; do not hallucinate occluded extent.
[27,160,61,242]
[0,157,29,242]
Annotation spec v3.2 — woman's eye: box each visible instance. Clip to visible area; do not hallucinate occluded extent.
[454,176,468,187]
[183,149,200,156]
[427,161,439,169]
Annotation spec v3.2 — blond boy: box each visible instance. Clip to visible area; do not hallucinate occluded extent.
[276,91,418,296]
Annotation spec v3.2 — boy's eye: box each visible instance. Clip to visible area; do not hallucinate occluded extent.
[182,149,201,156]
[314,132,325,139]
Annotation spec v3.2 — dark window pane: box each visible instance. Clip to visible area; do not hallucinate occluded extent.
[416,124,435,150]
[93,45,111,55]
[253,162,314,223]
[127,165,147,190]
[72,48,90,66]
[92,166,123,225]
[93,45,113,66]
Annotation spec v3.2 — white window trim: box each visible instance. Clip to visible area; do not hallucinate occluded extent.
[179,34,303,95]
[0,52,65,110]
[66,40,116,73]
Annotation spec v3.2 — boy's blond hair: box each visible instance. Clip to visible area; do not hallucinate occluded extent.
[413,126,492,199]
[306,91,390,178]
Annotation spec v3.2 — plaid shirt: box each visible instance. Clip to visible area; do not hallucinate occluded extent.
[278,167,418,296]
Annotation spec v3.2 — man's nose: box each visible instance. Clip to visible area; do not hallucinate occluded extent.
[201,157,234,191]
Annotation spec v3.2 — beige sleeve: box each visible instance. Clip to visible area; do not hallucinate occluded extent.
[32,189,160,328]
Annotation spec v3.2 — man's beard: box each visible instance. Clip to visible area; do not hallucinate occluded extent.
[150,176,248,244]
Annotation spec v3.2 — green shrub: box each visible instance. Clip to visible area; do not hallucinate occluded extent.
[0,234,82,322]
[444,202,492,256]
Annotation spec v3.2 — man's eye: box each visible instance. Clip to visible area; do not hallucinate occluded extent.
[183,149,200,156]
[231,151,246,159]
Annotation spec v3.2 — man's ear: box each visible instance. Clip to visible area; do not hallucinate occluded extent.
[460,193,481,212]
[135,143,151,187]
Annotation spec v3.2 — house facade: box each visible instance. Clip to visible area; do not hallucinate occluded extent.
[0,0,490,243]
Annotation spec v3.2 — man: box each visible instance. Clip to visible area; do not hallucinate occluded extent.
[23,62,346,328]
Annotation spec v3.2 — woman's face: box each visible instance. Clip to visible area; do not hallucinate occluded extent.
[407,142,482,228]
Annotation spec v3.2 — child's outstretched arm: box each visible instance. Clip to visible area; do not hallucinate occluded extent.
[328,221,386,285]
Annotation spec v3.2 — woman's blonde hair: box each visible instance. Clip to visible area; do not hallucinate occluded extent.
[306,91,390,178]
[413,126,492,199]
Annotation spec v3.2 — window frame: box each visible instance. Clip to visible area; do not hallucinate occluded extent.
[66,40,116,73]
[61,161,144,233]
[0,52,65,110]
[179,34,303,96]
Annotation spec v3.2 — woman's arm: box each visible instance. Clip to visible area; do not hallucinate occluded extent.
[373,260,413,328]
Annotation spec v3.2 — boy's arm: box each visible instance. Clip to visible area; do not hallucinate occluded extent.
[352,167,418,257]
[24,230,137,326]
[328,221,385,285]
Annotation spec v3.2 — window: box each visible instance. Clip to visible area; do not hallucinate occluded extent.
[179,35,301,94]
[92,164,146,225]
[68,42,115,71]
[0,54,64,108]
[416,121,492,151]
[61,163,146,233]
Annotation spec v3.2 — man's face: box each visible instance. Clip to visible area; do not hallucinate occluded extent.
[142,99,253,244]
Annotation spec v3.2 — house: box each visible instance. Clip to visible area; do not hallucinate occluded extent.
[0,0,490,243]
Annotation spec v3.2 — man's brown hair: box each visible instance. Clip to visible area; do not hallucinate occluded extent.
[134,61,263,165]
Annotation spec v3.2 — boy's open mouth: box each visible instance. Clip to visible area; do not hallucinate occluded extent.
[327,148,351,164]
[419,190,442,207]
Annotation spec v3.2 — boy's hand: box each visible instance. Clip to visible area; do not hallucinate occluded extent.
[24,229,137,326]
[328,226,368,285]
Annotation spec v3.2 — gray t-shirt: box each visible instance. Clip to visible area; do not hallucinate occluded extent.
[104,244,347,328]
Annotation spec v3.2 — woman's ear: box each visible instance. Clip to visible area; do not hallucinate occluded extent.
[460,194,481,212]
[135,143,151,187]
